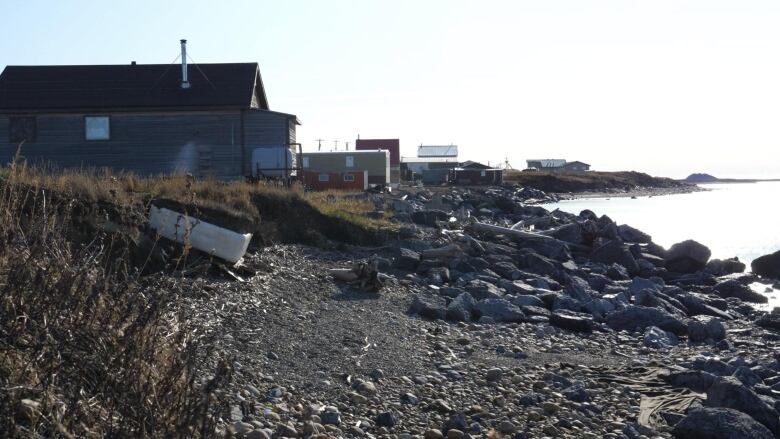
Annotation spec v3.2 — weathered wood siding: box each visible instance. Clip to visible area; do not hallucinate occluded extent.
[0,109,292,179]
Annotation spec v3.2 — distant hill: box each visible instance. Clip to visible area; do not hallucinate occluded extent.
[684,173,718,183]
[503,170,690,193]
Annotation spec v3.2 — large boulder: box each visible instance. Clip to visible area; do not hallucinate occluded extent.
[672,407,774,439]
[409,294,447,320]
[665,240,711,273]
[676,292,734,320]
[394,248,421,271]
[544,222,583,244]
[752,250,780,279]
[617,224,652,243]
[564,276,594,303]
[706,257,747,276]
[755,311,780,331]
[605,306,688,335]
[704,376,780,436]
[590,240,640,275]
[713,279,768,304]
[465,279,504,300]
[474,298,526,322]
[549,310,594,332]
[446,292,477,322]
[643,326,679,349]
[687,317,726,343]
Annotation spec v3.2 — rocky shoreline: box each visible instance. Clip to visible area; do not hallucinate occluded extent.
[189,184,779,439]
[552,184,706,201]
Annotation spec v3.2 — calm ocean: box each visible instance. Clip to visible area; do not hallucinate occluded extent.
[545,181,780,307]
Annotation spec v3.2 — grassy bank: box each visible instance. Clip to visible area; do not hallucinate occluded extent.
[504,170,690,193]
[0,164,396,436]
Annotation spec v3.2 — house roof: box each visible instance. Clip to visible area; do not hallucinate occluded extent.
[460,160,491,169]
[526,159,566,168]
[0,63,270,112]
[417,145,458,157]
[564,160,590,167]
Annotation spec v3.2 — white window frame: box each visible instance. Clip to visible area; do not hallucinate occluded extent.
[343,174,355,182]
[480,170,486,177]
[345,156,354,168]
[318,173,329,182]
[85,116,110,141]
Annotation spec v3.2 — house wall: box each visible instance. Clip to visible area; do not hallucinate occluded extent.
[0,109,293,179]
[243,110,297,176]
[302,151,389,185]
[301,170,367,191]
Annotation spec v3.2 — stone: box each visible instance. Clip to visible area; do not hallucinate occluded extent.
[752,250,780,279]
[672,407,774,439]
[550,309,594,332]
[565,276,594,303]
[446,429,464,439]
[563,383,591,402]
[605,305,688,335]
[446,292,477,322]
[662,369,717,392]
[400,392,418,405]
[617,224,651,243]
[320,410,341,426]
[275,423,298,438]
[546,222,583,244]
[733,366,764,388]
[486,368,503,382]
[425,429,444,439]
[607,263,630,280]
[353,379,377,395]
[665,239,711,273]
[643,326,679,349]
[411,209,449,227]
[474,298,526,322]
[409,294,447,319]
[246,430,271,439]
[706,257,747,276]
[713,279,768,304]
[705,376,780,435]
[590,240,640,274]
[498,420,516,434]
[464,279,504,300]
[375,411,397,427]
[511,294,546,308]
[755,312,780,330]
[687,318,726,343]
[394,248,421,270]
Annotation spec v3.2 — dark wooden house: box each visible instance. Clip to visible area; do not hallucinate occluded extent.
[0,45,299,179]
[449,161,503,185]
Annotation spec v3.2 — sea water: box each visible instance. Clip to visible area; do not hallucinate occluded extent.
[545,181,780,308]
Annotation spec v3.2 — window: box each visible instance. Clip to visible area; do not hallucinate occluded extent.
[343,174,355,182]
[8,116,36,143]
[85,116,110,140]
[318,173,329,182]
[302,156,310,169]
[345,156,354,168]
[480,170,486,177]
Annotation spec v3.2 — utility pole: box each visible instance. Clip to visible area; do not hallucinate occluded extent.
[333,140,339,151]
[345,141,350,151]
[315,138,324,151]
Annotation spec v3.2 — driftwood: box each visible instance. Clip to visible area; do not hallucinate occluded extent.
[421,243,464,260]
[471,222,563,243]
[329,258,385,291]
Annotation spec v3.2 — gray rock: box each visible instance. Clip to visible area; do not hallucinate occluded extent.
[409,294,447,320]
[320,410,341,426]
[677,292,733,320]
[617,224,651,243]
[607,263,630,280]
[511,294,546,308]
[665,239,711,273]
[662,369,717,392]
[550,310,594,332]
[689,357,737,376]
[446,292,477,322]
[565,276,594,303]
[552,294,583,312]
[706,257,747,276]
[605,305,688,335]
[672,407,774,439]
[629,277,661,297]
[705,376,780,435]
[643,326,679,349]
[486,367,503,382]
[474,298,525,322]
[713,279,768,304]
[411,209,449,226]
[733,366,764,388]
[591,240,640,275]
[756,312,780,330]
[376,411,397,427]
[465,279,504,300]
[545,222,583,244]
[688,317,726,343]
[751,250,780,279]
[395,248,421,270]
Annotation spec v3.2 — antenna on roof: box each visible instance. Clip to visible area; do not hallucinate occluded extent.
[345,141,350,151]
[333,140,339,151]
[315,139,324,151]
[180,39,190,89]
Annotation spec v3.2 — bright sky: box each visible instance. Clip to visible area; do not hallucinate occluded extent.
[2,0,779,179]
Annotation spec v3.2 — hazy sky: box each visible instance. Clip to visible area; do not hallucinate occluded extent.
[2,0,779,178]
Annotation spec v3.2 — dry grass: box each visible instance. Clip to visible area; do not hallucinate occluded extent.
[503,170,686,193]
[0,159,230,437]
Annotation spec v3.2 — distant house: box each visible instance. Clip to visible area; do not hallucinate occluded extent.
[525,159,590,173]
[0,41,300,180]
[355,138,400,183]
[450,161,503,185]
[401,144,459,182]
[301,150,389,187]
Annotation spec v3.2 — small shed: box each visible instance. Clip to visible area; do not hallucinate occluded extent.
[355,138,400,183]
[562,161,590,172]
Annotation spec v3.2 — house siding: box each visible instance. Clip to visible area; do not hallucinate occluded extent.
[0,109,295,179]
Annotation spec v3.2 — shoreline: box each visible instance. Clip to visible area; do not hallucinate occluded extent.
[550,184,706,201]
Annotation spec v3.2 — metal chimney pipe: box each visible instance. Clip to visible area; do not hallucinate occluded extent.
[180,39,191,89]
